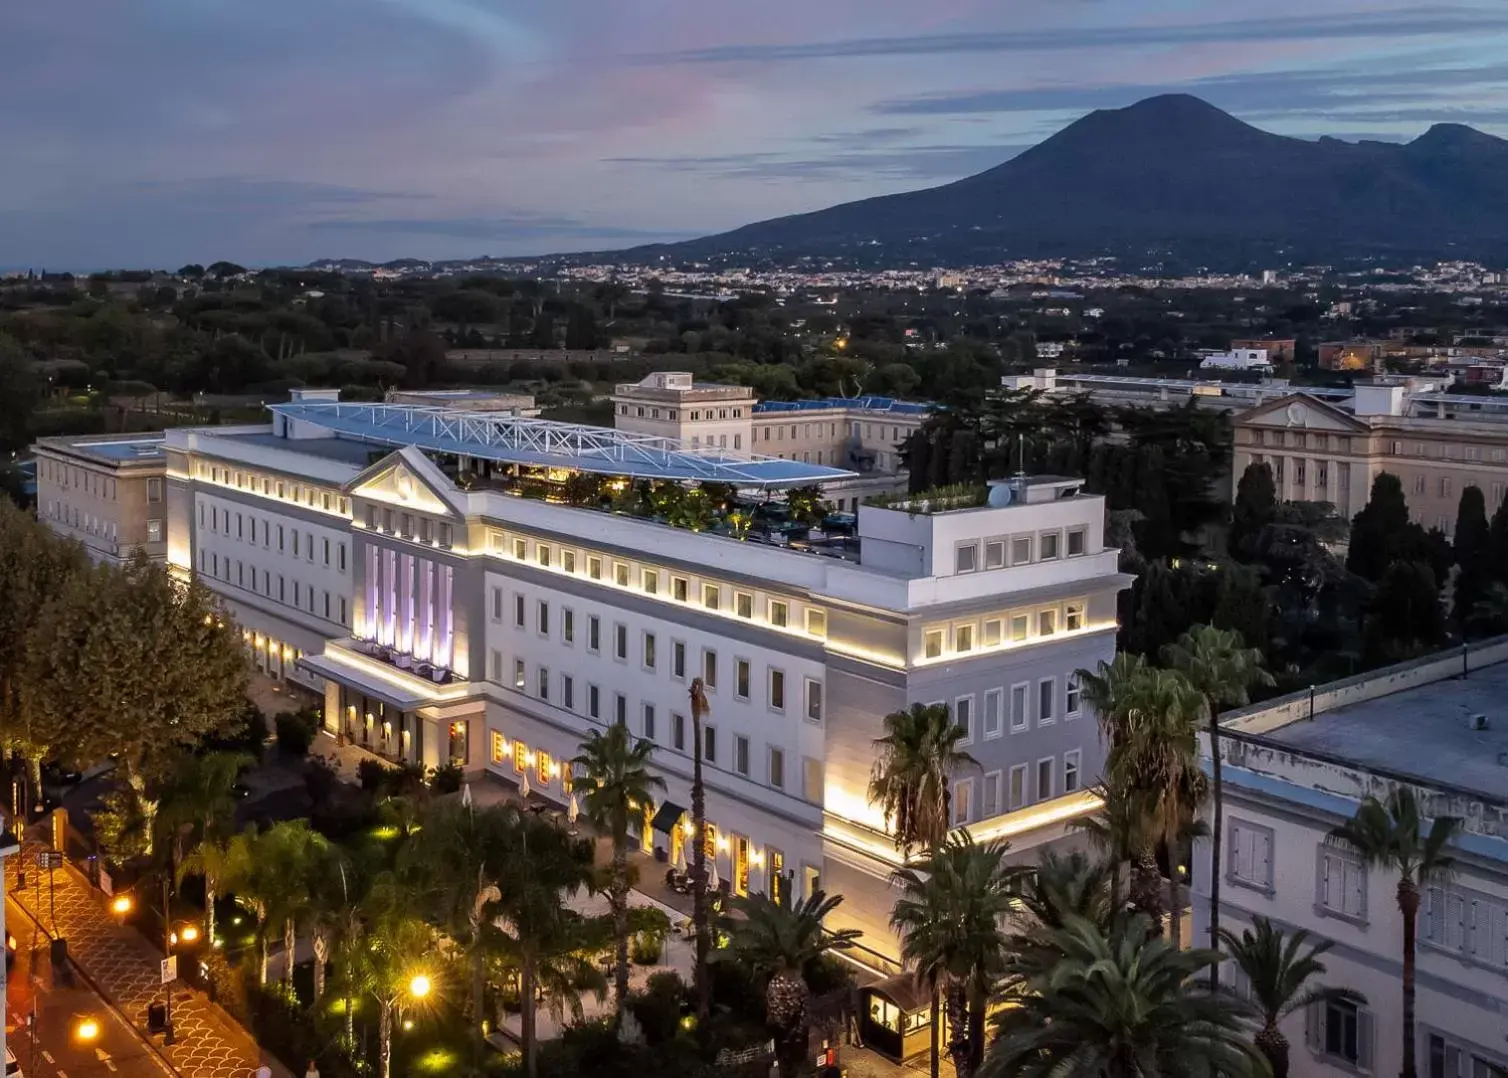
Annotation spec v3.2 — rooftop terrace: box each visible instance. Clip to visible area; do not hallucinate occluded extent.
[35,433,167,465]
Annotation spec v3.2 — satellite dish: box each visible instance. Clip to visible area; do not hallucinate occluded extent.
[987,482,1014,508]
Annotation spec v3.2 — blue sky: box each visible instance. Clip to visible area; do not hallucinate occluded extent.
[3,0,1508,269]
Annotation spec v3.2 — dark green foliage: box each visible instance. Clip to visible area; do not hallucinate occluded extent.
[628,971,689,1043]
[1347,473,1442,583]
[1229,462,1276,559]
[274,708,320,757]
[1452,485,1492,633]
[429,762,463,794]
[1364,561,1446,664]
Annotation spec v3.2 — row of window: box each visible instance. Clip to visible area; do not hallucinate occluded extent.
[1248,429,1354,453]
[923,600,1087,660]
[486,663,823,801]
[947,676,1082,743]
[37,460,164,503]
[199,502,349,571]
[954,526,1089,574]
[619,404,746,422]
[1250,454,1352,493]
[43,500,162,545]
[489,540,828,639]
[196,547,349,626]
[197,461,349,517]
[363,503,455,549]
[951,750,1082,825]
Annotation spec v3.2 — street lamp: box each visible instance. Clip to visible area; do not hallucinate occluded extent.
[73,1017,101,1044]
[408,974,432,1000]
[110,895,133,917]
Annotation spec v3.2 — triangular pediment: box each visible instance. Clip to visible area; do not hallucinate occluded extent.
[1236,393,1368,433]
[347,445,466,518]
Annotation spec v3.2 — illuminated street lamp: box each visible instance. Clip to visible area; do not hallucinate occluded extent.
[407,974,432,1000]
[110,895,133,917]
[73,1016,101,1044]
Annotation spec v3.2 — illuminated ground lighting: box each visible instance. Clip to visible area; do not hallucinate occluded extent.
[74,1017,101,1043]
[110,895,133,916]
[179,924,200,943]
[414,1048,455,1073]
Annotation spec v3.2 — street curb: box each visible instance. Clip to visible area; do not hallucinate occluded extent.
[4,891,178,1078]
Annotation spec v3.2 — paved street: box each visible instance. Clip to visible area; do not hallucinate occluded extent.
[5,895,168,1078]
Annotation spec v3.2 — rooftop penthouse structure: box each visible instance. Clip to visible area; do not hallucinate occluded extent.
[161,388,1129,961]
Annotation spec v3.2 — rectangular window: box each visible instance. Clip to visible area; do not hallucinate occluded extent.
[1067,527,1087,556]
[769,669,786,711]
[1064,750,1081,793]
[955,542,979,574]
[768,599,789,627]
[614,562,630,587]
[643,632,657,670]
[769,748,785,790]
[703,725,717,763]
[955,623,975,653]
[535,542,551,567]
[1010,683,1029,732]
[984,538,1006,570]
[537,666,550,701]
[952,778,974,826]
[982,688,1003,738]
[563,675,575,711]
[614,623,628,661]
[589,685,601,720]
[672,713,686,752]
[588,615,601,653]
[642,704,656,741]
[954,694,974,742]
[982,771,1002,817]
[1038,678,1055,725]
[1065,602,1084,632]
[1228,821,1275,891]
[805,678,823,723]
[641,568,658,594]
[702,649,718,689]
[736,592,754,619]
[1010,614,1029,642]
[1038,608,1058,636]
[562,550,576,573]
[615,693,627,726]
[1318,849,1367,921]
[735,659,751,700]
[735,736,750,776]
[982,618,1003,647]
[702,583,721,611]
[514,594,526,628]
[1310,999,1372,1071]
[672,640,686,679]
[588,556,602,580]
[490,731,505,765]
[1010,535,1033,565]
[924,629,944,660]
[806,608,827,637]
[1065,674,1081,717]
[512,740,526,774]
[803,757,823,802]
[563,608,575,645]
[512,537,527,560]
[1009,764,1027,810]
[147,519,163,543]
[513,659,526,690]
[1036,758,1054,802]
[672,576,689,601]
[537,601,550,637]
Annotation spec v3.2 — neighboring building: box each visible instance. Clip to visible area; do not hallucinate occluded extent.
[1231,386,1508,533]
[1232,337,1297,362]
[1194,641,1508,1078]
[1002,369,1333,413]
[1319,341,1386,373]
[33,433,169,565]
[1200,348,1273,373]
[613,372,931,510]
[164,388,1129,962]
[386,388,539,416]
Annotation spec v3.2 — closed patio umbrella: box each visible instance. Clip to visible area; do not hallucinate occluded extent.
[519,771,531,800]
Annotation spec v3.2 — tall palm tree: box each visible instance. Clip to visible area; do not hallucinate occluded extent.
[1072,779,1148,916]
[688,676,712,1027]
[1015,850,1113,933]
[983,914,1263,1078]
[723,890,861,1078]
[154,750,252,880]
[868,702,978,858]
[347,874,437,1078]
[1076,652,1153,748]
[225,820,326,988]
[890,832,1022,1078]
[1220,917,1366,1078]
[178,829,245,950]
[1328,787,1461,1078]
[573,723,665,1025]
[1163,624,1273,975]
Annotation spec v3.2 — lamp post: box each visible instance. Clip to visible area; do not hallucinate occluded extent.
[1,813,22,1071]
[161,874,176,1045]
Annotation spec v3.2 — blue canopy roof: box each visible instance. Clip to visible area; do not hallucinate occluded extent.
[268,401,857,488]
[754,396,931,416]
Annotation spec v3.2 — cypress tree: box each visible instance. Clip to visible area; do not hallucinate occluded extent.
[1452,485,1492,633]
[1230,462,1277,561]
[1346,472,1415,582]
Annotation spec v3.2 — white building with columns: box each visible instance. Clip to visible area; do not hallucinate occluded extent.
[164,388,1129,962]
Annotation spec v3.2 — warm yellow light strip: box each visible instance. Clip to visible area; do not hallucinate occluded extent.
[319,645,474,702]
[910,620,1117,668]
[967,789,1104,843]
[181,459,352,522]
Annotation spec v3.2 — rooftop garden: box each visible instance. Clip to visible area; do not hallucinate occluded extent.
[864,482,989,515]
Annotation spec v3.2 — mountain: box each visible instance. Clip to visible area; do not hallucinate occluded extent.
[616,95,1508,266]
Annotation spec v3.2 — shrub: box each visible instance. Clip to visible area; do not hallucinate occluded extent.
[274,708,319,756]
[628,971,687,1043]
[429,762,463,794]
[357,758,394,793]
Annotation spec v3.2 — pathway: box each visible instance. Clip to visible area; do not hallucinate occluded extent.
[4,839,288,1078]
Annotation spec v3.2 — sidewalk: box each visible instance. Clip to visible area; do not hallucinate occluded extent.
[4,842,289,1078]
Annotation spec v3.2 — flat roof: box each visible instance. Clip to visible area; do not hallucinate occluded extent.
[268,401,857,487]
[1264,661,1508,800]
[222,432,385,467]
[754,396,931,416]
[35,434,167,465]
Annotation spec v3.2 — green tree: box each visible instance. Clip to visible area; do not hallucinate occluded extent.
[1230,461,1278,560]
[156,749,251,944]
[688,677,713,1028]
[1219,917,1366,1078]
[1162,624,1273,973]
[346,876,438,1078]
[572,724,665,1024]
[984,915,1262,1078]
[1328,788,1461,1078]
[890,833,1021,1078]
[868,703,979,858]
[1451,485,1492,633]
[724,890,861,1078]
[1347,473,1432,583]
[1362,561,1445,664]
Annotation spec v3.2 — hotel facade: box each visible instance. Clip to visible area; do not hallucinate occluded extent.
[150,387,1125,960]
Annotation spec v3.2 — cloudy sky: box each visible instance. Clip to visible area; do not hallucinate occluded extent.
[4,0,1508,269]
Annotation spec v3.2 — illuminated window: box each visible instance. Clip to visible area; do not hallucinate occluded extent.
[614,562,630,587]
[562,550,576,573]
[642,568,659,594]
[588,556,602,580]
[512,537,526,560]
[702,584,721,611]
[955,624,975,653]
[735,592,753,619]
[1065,603,1084,632]
[512,740,526,774]
[806,609,827,638]
[537,750,553,786]
[490,731,505,764]
[537,543,551,567]
[924,630,943,659]
[1038,609,1057,637]
[768,600,788,628]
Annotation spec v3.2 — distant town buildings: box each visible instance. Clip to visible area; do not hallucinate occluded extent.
[1199,348,1274,374]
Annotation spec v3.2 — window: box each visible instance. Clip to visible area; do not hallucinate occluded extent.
[980,771,1002,817]
[1427,1033,1504,1078]
[1010,614,1029,642]
[513,660,526,690]
[537,601,550,636]
[1065,674,1081,717]
[672,640,686,679]
[804,678,823,722]
[642,704,656,741]
[1039,532,1061,560]
[1228,821,1275,892]
[588,685,601,720]
[803,757,823,802]
[1035,758,1054,802]
[768,599,789,627]
[769,748,785,790]
[1010,683,1029,733]
[512,740,527,774]
[703,725,717,763]
[1318,848,1367,922]
[702,584,720,611]
[672,713,686,752]
[924,629,944,660]
[588,556,602,580]
[1067,527,1087,556]
[614,562,630,587]
[769,669,785,711]
[1422,883,1508,967]
[490,731,506,764]
[563,608,575,645]
[735,736,750,776]
[954,623,975,653]
[1308,998,1372,1071]
[1440,476,1452,498]
[514,594,526,628]
[983,689,1003,739]
[735,659,751,700]
[615,623,628,661]
[641,568,658,594]
[1010,535,1033,565]
[954,695,974,742]
[147,477,164,503]
[952,778,974,825]
[512,537,527,560]
[643,632,657,670]
[955,542,979,574]
[806,608,827,637]
[984,537,1006,570]
[562,675,574,711]
[615,693,627,726]
[147,519,163,543]
[1009,765,1027,810]
[1063,750,1081,793]
[588,615,601,653]
[562,550,576,573]
[537,666,550,701]
[1065,602,1084,632]
[736,592,754,619]
[702,649,717,689]
[982,618,1002,647]
[672,576,688,601]
[1038,679,1055,725]
[1038,608,1057,636]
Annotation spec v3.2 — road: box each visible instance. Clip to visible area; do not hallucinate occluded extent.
[4,896,168,1078]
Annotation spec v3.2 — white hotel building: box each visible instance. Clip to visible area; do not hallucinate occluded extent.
[162,387,1128,958]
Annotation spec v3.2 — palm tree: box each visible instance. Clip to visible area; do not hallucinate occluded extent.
[1328,787,1461,1078]
[1071,779,1148,915]
[572,723,665,1025]
[688,676,712,1027]
[890,832,1022,1078]
[1076,651,1153,746]
[347,874,437,1078]
[224,820,326,988]
[1163,624,1273,975]
[1220,916,1366,1078]
[178,827,245,950]
[1015,850,1113,932]
[983,914,1263,1078]
[868,702,978,858]
[154,750,251,878]
[723,890,861,1078]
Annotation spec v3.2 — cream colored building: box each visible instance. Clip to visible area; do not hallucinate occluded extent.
[1232,386,1508,536]
[611,372,756,452]
[33,433,169,565]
